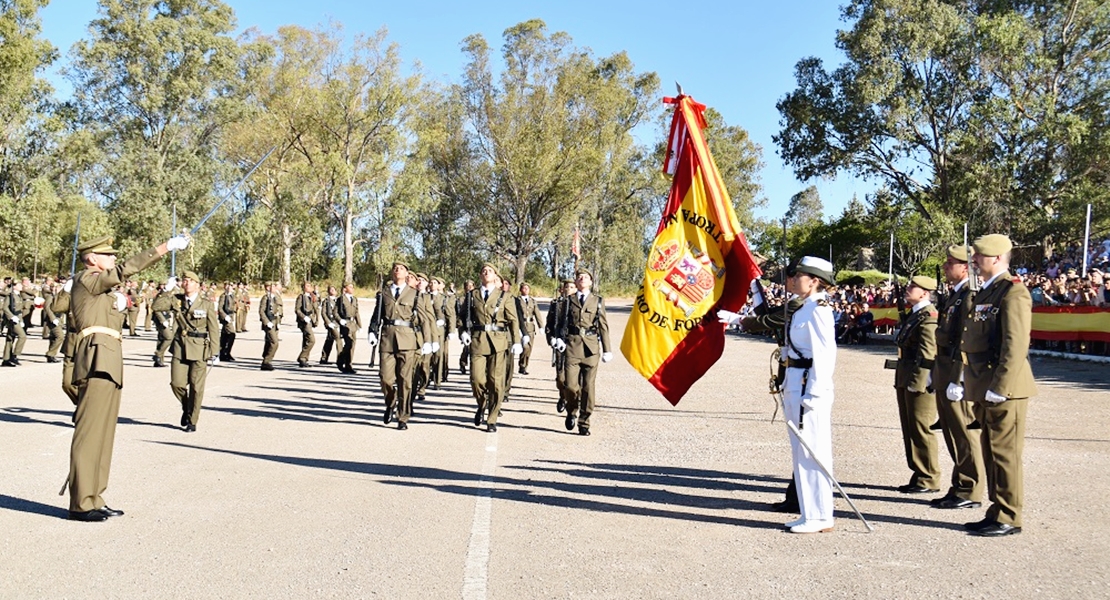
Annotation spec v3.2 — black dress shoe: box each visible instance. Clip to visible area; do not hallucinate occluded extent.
[260,363,274,371]
[971,522,1021,537]
[565,414,576,431]
[397,422,408,431]
[184,424,196,433]
[771,500,800,513]
[578,426,590,436]
[46,356,60,363]
[486,423,497,433]
[180,412,190,427]
[100,506,124,517]
[383,407,394,425]
[556,399,566,414]
[935,497,982,510]
[225,356,236,362]
[474,407,484,427]
[897,484,939,494]
[929,493,957,506]
[298,361,308,368]
[68,509,109,522]
[963,518,995,532]
[1,360,13,367]
[320,359,330,365]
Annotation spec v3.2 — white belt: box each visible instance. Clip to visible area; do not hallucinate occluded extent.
[78,326,122,341]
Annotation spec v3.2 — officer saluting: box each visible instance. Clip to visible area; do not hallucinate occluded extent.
[888,276,941,495]
[170,271,220,432]
[959,234,1037,537]
[64,233,187,521]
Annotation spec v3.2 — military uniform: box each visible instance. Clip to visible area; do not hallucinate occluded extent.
[170,274,220,430]
[933,248,985,508]
[545,287,573,413]
[151,287,176,367]
[218,288,238,361]
[66,236,168,518]
[20,286,35,331]
[516,293,539,375]
[259,289,283,369]
[336,290,360,372]
[961,235,1037,534]
[556,290,610,434]
[460,284,521,430]
[430,284,455,388]
[456,292,471,374]
[53,288,79,404]
[2,286,27,366]
[369,281,432,427]
[319,292,343,364]
[295,290,318,367]
[124,286,141,336]
[42,286,65,361]
[412,280,436,400]
[890,276,941,492]
[236,287,250,332]
[142,282,157,331]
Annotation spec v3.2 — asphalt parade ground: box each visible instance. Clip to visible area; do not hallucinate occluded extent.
[1,298,1108,599]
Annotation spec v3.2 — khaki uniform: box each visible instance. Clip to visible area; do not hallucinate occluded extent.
[557,293,611,431]
[143,284,157,331]
[516,295,539,373]
[413,291,436,398]
[67,247,162,512]
[151,290,176,365]
[336,293,360,371]
[295,292,318,365]
[319,295,343,363]
[3,289,27,363]
[236,289,250,332]
[892,302,940,490]
[369,284,432,425]
[430,292,455,387]
[456,294,470,373]
[961,272,1037,527]
[933,282,984,502]
[42,289,65,359]
[218,290,237,360]
[259,292,283,367]
[124,288,140,336]
[52,290,79,404]
[544,296,569,409]
[20,289,35,331]
[460,287,520,427]
[170,292,220,427]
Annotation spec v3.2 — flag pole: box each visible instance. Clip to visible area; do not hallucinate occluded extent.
[1082,204,1092,278]
[171,204,177,275]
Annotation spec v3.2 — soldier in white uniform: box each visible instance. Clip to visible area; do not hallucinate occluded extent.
[781,256,838,534]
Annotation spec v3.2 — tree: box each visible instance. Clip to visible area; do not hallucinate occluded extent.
[786,185,824,226]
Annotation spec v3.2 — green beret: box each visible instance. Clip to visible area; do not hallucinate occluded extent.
[910,275,937,291]
[180,270,201,282]
[946,245,969,263]
[78,236,118,256]
[481,263,500,277]
[972,234,1012,257]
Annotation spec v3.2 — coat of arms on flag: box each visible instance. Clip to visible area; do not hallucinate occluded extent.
[620,93,762,405]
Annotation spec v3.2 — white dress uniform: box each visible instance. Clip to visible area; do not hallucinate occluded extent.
[784,289,837,530]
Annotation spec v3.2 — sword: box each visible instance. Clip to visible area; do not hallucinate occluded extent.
[190,146,277,236]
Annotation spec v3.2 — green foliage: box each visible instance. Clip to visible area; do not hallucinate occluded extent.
[835,269,904,286]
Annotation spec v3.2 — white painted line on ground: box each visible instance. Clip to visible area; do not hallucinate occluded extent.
[462,435,498,600]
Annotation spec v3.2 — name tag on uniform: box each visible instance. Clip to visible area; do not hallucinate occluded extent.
[193,309,207,319]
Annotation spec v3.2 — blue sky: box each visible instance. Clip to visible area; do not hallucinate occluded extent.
[39,0,875,221]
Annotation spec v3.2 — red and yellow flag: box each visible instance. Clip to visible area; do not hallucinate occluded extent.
[620,95,762,405]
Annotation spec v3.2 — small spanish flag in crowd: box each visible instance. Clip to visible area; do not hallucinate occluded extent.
[620,94,762,405]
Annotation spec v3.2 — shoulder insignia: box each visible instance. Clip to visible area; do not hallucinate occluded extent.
[928,310,938,318]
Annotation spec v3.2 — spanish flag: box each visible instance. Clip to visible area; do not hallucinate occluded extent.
[620,95,762,405]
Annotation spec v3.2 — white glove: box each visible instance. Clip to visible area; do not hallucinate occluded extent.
[749,279,764,308]
[367,332,378,346]
[717,309,741,325]
[985,389,1007,404]
[421,342,433,355]
[162,320,171,328]
[339,318,347,326]
[53,318,59,325]
[946,383,964,402]
[522,335,531,346]
[926,372,933,389]
[209,356,220,366]
[511,343,523,356]
[553,338,567,352]
[9,315,18,323]
[801,396,819,411]
[166,235,191,251]
[329,323,338,330]
[460,332,471,346]
[265,323,273,330]
[436,319,445,327]
[601,351,613,363]
[165,277,177,292]
[63,279,73,293]
[431,342,440,353]
[113,292,128,312]
[448,332,458,342]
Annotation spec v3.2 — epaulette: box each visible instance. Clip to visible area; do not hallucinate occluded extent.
[928,310,938,318]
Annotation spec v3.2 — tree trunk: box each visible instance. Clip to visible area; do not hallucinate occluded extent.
[281,222,293,287]
[513,254,528,285]
[550,244,559,279]
[344,210,354,285]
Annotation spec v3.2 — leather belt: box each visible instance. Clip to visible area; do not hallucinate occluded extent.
[186,332,208,338]
[78,326,122,341]
[384,319,412,328]
[784,357,813,369]
[472,324,507,332]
